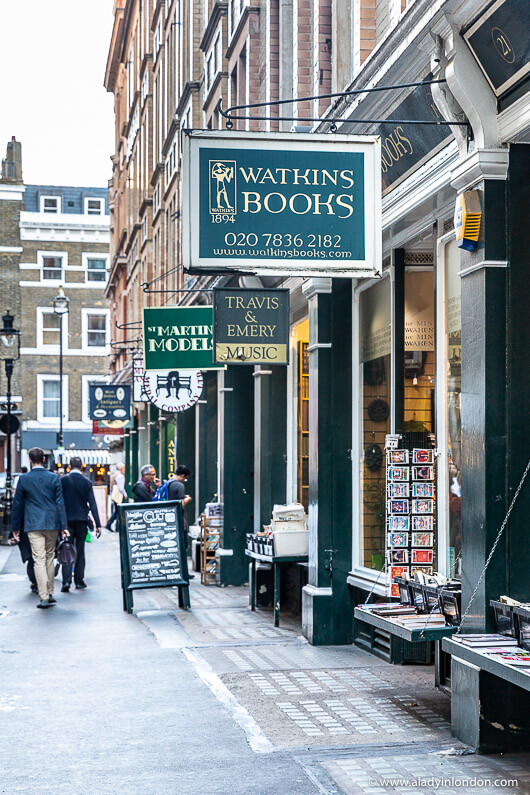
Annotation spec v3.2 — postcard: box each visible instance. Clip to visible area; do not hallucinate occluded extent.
[411,549,433,564]
[389,549,409,564]
[387,449,409,465]
[387,499,409,514]
[390,566,409,580]
[387,483,410,498]
[388,516,410,532]
[388,532,409,547]
[412,466,434,481]
[411,565,433,577]
[390,583,400,598]
[412,499,434,514]
[412,449,434,464]
[412,532,434,547]
[412,516,434,531]
[387,466,409,482]
[412,483,434,498]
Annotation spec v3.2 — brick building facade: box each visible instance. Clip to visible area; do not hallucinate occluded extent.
[0,139,111,470]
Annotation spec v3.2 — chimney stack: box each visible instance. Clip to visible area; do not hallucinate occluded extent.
[1,138,23,183]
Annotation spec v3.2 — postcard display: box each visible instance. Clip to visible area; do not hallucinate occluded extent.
[386,446,436,598]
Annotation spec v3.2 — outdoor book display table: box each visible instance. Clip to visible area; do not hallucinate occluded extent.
[354,604,458,643]
[442,634,530,752]
[245,549,308,628]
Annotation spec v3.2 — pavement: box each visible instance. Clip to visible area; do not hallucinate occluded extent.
[0,532,529,794]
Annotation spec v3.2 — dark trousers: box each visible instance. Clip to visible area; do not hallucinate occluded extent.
[27,558,36,586]
[107,501,119,530]
[62,521,89,586]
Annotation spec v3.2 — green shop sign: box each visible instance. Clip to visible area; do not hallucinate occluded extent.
[143,306,223,371]
[213,287,290,365]
[182,131,381,279]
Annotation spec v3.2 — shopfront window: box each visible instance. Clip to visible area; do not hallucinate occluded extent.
[404,270,435,434]
[444,241,462,575]
[359,278,391,570]
[295,319,309,510]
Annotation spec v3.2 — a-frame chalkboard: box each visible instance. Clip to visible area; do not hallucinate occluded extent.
[118,500,190,613]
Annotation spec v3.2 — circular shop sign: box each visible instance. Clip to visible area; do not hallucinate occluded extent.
[143,370,204,413]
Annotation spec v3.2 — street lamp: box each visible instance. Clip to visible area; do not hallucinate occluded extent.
[53,287,69,464]
[0,311,21,545]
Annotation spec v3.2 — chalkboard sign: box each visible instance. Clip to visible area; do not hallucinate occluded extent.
[118,500,190,613]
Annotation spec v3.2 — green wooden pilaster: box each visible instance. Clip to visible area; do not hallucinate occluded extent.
[175,409,195,502]
[218,365,254,585]
[197,371,218,511]
[253,365,287,533]
[456,151,509,632]
[301,278,353,645]
[148,404,159,473]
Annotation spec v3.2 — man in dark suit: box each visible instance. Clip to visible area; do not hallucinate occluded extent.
[132,464,160,502]
[60,456,102,592]
[12,447,69,609]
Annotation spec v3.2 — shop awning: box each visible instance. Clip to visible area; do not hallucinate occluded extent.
[53,449,110,465]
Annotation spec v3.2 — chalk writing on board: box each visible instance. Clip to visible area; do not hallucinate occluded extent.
[124,505,184,584]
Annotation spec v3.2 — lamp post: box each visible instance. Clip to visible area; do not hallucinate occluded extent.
[0,311,21,545]
[53,287,69,467]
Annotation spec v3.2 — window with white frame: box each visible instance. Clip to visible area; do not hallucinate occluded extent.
[83,310,109,348]
[86,257,107,282]
[37,375,68,424]
[39,310,61,346]
[84,197,104,215]
[42,254,64,281]
[40,196,61,214]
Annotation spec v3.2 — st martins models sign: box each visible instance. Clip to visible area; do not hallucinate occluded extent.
[182,131,382,278]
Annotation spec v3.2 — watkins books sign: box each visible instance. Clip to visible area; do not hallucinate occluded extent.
[182,130,382,278]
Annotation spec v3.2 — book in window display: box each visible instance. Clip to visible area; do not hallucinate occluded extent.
[412,449,434,464]
[412,482,434,498]
[387,449,409,464]
[389,548,409,564]
[387,499,409,514]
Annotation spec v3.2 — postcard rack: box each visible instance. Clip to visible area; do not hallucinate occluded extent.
[385,439,436,597]
[200,513,221,585]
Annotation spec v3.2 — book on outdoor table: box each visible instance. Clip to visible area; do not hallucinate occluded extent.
[483,650,530,665]
[456,634,518,647]
[370,607,416,616]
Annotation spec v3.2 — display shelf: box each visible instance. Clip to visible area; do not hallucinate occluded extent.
[442,637,530,692]
[354,605,458,643]
[200,513,221,585]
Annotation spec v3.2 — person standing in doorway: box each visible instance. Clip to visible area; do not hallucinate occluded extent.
[106,462,127,532]
[60,457,102,592]
[132,464,160,502]
[11,447,69,609]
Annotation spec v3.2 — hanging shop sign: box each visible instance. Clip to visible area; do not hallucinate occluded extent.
[142,369,204,413]
[89,385,130,421]
[92,421,124,436]
[143,306,223,372]
[371,77,452,193]
[182,130,381,279]
[464,0,530,98]
[213,287,290,365]
[133,356,148,402]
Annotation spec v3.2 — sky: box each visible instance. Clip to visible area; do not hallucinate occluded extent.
[0,0,115,188]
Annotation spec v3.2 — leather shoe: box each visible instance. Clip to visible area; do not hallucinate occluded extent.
[37,599,50,609]
[48,595,57,604]
[61,585,70,593]
[30,584,38,594]
[75,581,87,589]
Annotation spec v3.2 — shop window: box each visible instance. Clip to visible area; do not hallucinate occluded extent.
[403,270,435,434]
[359,278,391,570]
[298,340,309,511]
[444,241,462,574]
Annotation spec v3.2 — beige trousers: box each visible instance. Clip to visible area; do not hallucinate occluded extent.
[28,531,59,600]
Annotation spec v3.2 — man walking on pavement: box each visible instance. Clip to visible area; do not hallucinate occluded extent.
[106,461,127,532]
[60,456,102,592]
[11,447,69,609]
[132,464,160,502]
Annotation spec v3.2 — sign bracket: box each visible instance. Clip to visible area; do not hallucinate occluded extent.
[216,79,470,132]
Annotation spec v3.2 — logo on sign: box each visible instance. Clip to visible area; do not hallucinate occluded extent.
[209,160,236,221]
[143,370,204,413]
[491,27,515,64]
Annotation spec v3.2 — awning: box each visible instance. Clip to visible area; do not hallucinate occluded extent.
[53,449,110,465]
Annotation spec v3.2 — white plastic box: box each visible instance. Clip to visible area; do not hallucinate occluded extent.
[273,528,309,556]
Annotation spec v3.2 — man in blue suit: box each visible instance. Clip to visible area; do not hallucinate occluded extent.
[60,456,102,592]
[12,447,69,609]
